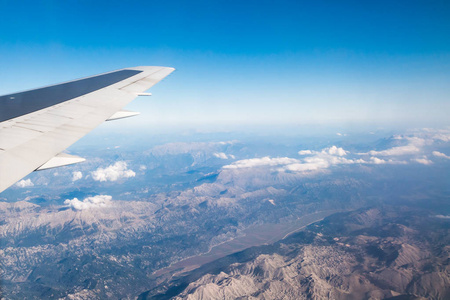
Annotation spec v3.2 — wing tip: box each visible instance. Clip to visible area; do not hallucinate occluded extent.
[128,66,175,72]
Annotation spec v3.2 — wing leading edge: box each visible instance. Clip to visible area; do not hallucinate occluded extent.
[0,66,174,193]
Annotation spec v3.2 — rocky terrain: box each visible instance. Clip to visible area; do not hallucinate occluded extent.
[0,172,368,299]
[147,207,450,300]
[1,129,449,299]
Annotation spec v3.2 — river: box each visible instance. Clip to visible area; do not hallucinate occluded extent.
[153,210,340,278]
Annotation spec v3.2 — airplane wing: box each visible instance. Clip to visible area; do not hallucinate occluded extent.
[0,66,174,193]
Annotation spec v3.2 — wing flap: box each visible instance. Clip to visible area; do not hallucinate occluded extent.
[36,153,86,171]
[107,110,140,121]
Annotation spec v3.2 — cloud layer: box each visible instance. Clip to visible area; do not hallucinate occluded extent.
[223,146,368,174]
[221,141,426,176]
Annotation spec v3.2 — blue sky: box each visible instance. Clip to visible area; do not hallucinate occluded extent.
[0,0,449,129]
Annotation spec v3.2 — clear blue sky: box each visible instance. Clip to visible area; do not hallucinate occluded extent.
[0,0,449,129]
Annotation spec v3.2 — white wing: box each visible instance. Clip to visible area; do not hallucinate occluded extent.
[0,66,174,193]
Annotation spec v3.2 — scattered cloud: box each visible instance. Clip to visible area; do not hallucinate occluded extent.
[368,157,407,165]
[281,158,330,172]
[298,150,313,155]
[281,151,365,173]
[412,156,433,165]
[139,165,147,171]
[16,179,34,188]
[432,151,450,159]
[423,128,450,142]
[356,130,450,165]
[213,152,235,159]
[23,195,39,201]
[213,152,228,159]
[365,145,422,156]
[218,141,236,145]
[299,146,347,157]
[224,144,411,176]
[91,161,136,182]
[323,146,347,156]
[404,128,450,145]
[223,157,300,169]
[359,135,428,157]
[370,157,387,164]
[435,214,450,219]
[224,146,362,174]
[72,171,83,182]
[64,195,112,210]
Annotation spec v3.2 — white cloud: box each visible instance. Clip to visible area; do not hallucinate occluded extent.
[433,134,450,142]
[139,165,147,171]
[369,157,387,164]
[64,195,112,210]
[368,157,407,165]
[91,161,136,182]
[223,139,429,179]
[224,146,363,174]
[213,152,229,159]
[299,146,347,157]
[427,128,450,142]
[432,151,450,159]
[223,157,300,169]
[72,171,83,182]
[356,130,450,163]
[366,145,421,156]
[284,153,366,172]
[218,141,236,145]
[391,128,450,144]
[16,179,34,188]
[281,159,329,172]
[435,215,450,219]
[412,156,433,165]
[323,146,347,156]
[298,150,313,155]
[360,135,426,157]
[224,144,413,176]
